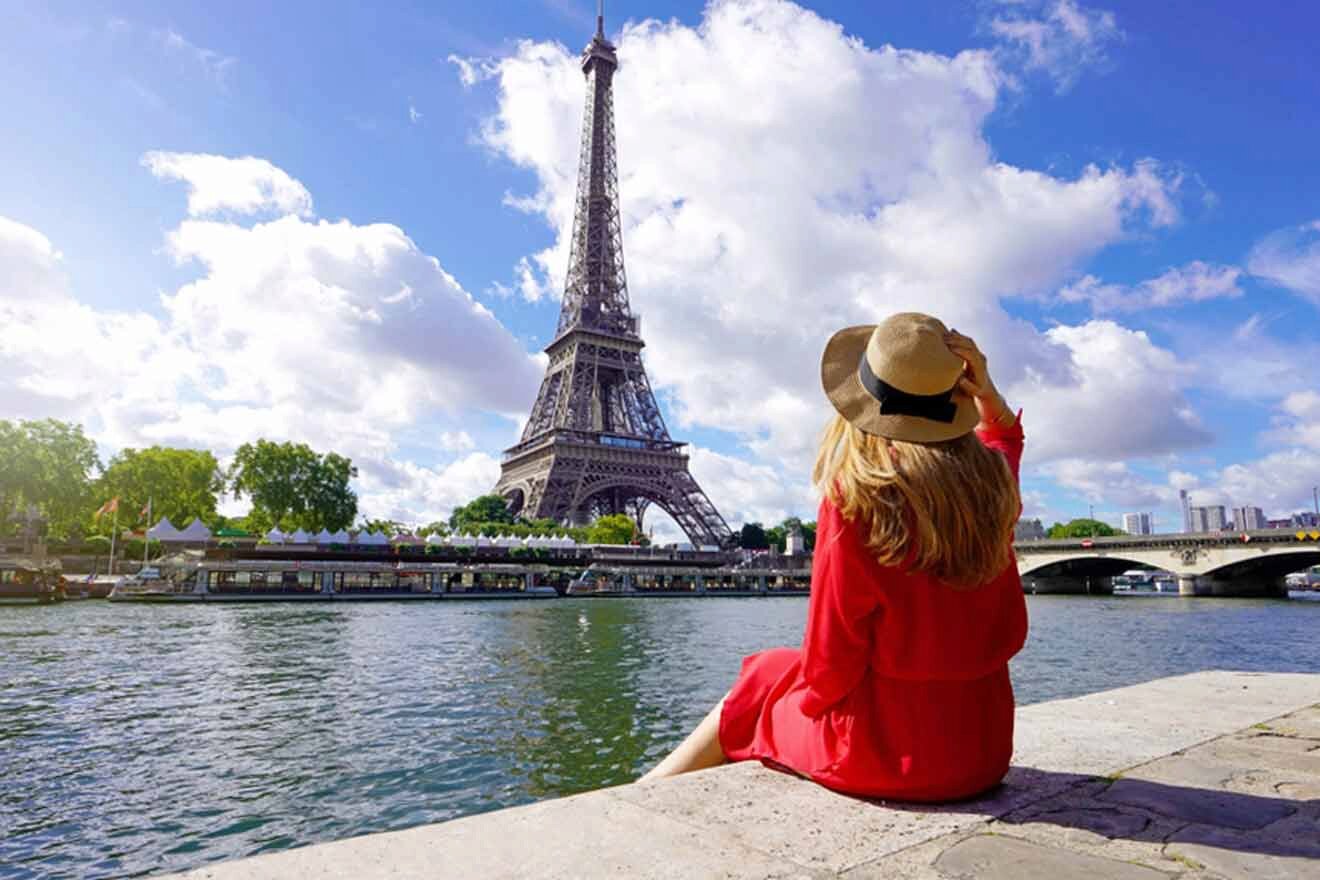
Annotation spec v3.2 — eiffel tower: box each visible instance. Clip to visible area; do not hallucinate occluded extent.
[495,6,733,548]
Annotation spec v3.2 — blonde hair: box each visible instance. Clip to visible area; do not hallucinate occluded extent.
[812,414,1019,588]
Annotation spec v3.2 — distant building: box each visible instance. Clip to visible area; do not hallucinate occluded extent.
[1180,489,1193,533]
[1121,512,1153,536]
[1232,506,1267,531]
[785,521,805,556]
[1292,511,1320,528]
[1014,518,1046,541]
[1190,505,1228,532]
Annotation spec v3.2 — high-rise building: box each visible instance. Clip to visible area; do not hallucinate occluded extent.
[1121,512,1152,535]
[1014,518,1046,541]
[1232,506,1266,531]
[1190,505,1228,532]
[1180,489,1193,533]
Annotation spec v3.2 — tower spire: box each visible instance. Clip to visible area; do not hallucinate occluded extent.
[493,8,735,549]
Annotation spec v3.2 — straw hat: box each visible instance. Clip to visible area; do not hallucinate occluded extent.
[820,313,979,442]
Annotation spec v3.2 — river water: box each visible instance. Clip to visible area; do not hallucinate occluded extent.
[2,593,1318,879]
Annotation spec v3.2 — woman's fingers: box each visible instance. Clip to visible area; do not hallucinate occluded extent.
[957,376,983,398]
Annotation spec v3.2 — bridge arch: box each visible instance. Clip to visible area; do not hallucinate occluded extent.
[1018,555,1159,579]
[1198,548,1320,584]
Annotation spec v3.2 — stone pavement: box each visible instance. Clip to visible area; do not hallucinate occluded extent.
[163,671,1320,879]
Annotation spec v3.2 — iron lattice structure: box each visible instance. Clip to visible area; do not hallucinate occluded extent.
[495,14,733,548]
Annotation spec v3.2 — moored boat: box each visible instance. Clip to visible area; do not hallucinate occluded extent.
[0,558,65,604]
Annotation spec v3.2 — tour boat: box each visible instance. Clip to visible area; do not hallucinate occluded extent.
[0,558,65,604]
[566,566,811,597]
[108,559,559,602]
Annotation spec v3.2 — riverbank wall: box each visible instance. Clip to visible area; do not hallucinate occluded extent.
[163,670,1320,879]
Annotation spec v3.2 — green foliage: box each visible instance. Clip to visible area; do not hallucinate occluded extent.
[1047,518,1120,538]
[448,495,515,531]
[761,517,818,552]
[417,520,450,538]
[357,518,404,537]
[96,446,224,532]
[120,538,164,561]
[739,522,770,550]
[229,439,358,532]
[0,418,101,540]
[585,514,637,545]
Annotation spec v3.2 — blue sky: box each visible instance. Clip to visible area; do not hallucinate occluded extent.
[3,0,1319,538]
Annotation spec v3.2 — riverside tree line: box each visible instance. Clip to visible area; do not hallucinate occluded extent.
[0,419,713,549]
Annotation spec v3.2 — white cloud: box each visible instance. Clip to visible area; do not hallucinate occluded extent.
[476,0,1186,484]
[988,0,1122,91]
[447,54,485,88]
[143,151,315,218]
[687,446,814,529]
[1247,220,1320,306]
[1211,449,1320,519]
[1038,458,1175,509]
[409,101,422,124]
[1010,321,1212,462]
[0,153,544,526]
[438,430,477,452]
[1057,261,1242,313]
[156,27,236,85]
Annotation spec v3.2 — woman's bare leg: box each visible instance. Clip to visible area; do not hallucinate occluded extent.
[638,697,727,782]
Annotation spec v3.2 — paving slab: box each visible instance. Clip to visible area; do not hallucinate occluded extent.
[160,671,1320,880]
[932,833,1172,880]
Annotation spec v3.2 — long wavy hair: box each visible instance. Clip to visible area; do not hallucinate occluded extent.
[812,414,1019,588]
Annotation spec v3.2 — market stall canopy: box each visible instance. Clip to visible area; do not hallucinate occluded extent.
[327,529,350,544]
[314,529,333,543]
[448,534,476,547]
[175,519,213,542]
[147,518,182,541]
[264,528,285,544]
[357,530,390,546]
[425,533,445,545]
[288,529,310,544]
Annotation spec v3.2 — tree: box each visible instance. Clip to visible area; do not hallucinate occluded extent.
[96,447,224,531]
[739,522,770,550]
[586,514,637,545]
[358,518,405,536]
[448,495,515,531]
[229,440,358,532]
[0,419,101,540]
[418,521,450,538]
[1048,518,1120,539]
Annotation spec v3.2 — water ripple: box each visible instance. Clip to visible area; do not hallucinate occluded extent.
[1,595,1318,878]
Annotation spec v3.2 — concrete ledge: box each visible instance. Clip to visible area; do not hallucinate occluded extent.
[163,671,1320,879]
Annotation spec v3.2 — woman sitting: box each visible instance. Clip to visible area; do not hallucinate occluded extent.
[640,313,1027,802]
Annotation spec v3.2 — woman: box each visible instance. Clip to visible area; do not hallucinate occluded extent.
[639,313,1026,802]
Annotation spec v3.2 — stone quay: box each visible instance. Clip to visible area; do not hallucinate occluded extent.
[162,670,1320,879]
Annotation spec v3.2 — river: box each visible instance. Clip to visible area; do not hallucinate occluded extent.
[2,593,1318,879]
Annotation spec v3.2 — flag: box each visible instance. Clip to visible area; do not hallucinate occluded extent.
[95,497,120,519]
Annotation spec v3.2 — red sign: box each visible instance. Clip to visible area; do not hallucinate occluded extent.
[1080,539,1094,548]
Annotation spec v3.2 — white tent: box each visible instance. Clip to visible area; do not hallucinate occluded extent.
[147,518,183,541]
[314,529,333,544]
[288,528,310,544]
[176,519,213,542]
[425,532,446,545]
[495,535,521,548]
[474,534,492,547]
[264,528,285,544]
[328,529,350,544]
[448,533,475,547]
[357,530,390,546]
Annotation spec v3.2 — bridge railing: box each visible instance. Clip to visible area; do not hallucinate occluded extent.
[1014,529,1316,554]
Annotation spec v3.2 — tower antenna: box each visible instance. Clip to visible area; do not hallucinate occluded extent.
[596,0,604,38]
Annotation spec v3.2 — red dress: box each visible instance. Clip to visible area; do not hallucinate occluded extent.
[719,416,1028,802]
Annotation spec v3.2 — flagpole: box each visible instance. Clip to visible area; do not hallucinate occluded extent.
[143,497,152,568]
[109,504,118,575]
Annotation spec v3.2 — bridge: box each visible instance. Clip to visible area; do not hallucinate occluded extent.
[1014,529,1320,597]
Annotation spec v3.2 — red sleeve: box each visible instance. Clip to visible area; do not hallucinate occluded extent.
[799,499,882,718]
[974,409,1024,483]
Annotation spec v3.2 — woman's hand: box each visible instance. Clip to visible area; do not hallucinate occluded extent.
[944,329,1015,429]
